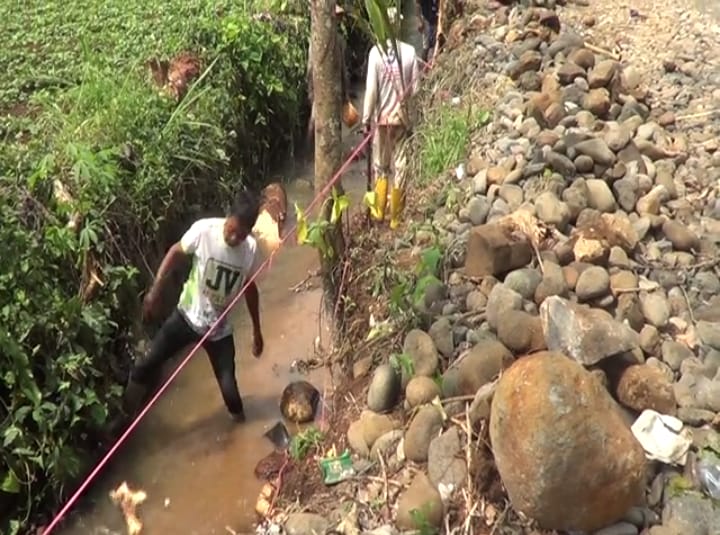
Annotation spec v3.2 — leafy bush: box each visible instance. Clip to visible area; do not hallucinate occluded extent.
[0,1,309,532]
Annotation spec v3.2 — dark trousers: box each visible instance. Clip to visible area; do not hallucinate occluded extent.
[130,309,244,415]
[423,22,437,63]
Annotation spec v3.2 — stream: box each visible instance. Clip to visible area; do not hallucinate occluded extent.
[60,119,367,535]
[59,3,422,532]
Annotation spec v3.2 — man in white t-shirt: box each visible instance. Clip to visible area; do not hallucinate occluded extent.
[125,190,264,422]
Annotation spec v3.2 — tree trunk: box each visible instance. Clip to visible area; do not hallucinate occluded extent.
[310,0,345,319]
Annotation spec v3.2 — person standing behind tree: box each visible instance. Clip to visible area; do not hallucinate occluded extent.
[362,12,420,230]
[416,0,439,63]
[306,4,351,150]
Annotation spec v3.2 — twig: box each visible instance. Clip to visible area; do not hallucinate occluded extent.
[681,285,696,324]
[583,41,621,61]
[441,394,476,405]
[614,286,644,294]
[531,240,545,275]
[377,453,390,516]
[344,390,360,413]
[489,503,511,535]
[463,409,474,535]
[357,475,404,488]
[267,453,291,515]
[455,307,487,320]
[289,268,320,292]
[676,109,720,121]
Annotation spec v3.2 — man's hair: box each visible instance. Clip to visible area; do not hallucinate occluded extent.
[230,189,261,228]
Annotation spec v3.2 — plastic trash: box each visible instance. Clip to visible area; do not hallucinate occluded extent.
[263,421,290,450]
[630,409,692,466]
[696,455,720,499]
[318,449,354,485]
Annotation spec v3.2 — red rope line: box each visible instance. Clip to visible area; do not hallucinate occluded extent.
[41,43,436,535]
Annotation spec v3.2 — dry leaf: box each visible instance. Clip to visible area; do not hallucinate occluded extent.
[109,482,147,535]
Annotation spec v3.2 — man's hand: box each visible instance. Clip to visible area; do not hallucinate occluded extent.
[252,328,264,358]
[142,286,161,324]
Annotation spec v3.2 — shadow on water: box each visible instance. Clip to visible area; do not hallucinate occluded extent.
[60,5,423,531]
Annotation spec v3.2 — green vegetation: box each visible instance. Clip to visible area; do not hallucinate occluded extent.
[410,505,440,535]
[296,188,350,260]
[289,426,325,461]
[415,103,491,184]
[0,1,310,532]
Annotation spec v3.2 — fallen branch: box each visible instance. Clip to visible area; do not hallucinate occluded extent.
[357,475,405,488]
[441,394,476,405]
[583,41,621,61]
[289,268,321,292]
[676,109,720,121]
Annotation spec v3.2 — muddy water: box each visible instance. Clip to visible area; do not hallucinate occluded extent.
[60,127,368,535]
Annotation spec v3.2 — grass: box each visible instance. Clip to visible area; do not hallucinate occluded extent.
[415,103,491,185]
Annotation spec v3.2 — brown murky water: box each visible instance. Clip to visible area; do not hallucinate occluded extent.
[60,117,368,535]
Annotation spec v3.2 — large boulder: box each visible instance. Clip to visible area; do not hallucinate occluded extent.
[489,351,647,531]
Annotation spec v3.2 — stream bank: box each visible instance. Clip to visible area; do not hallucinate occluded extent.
[268,0,720,534]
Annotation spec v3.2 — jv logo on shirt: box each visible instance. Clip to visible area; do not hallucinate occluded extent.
[204,259,244,305]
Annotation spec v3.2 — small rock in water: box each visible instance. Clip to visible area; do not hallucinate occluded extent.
[280,381,320,423]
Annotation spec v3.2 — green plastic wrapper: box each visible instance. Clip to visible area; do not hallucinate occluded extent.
[318,449,354,485]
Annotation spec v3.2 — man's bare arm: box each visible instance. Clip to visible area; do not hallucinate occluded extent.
[150,243,190,295]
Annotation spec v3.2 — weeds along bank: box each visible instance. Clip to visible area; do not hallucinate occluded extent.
[0,1,312,532]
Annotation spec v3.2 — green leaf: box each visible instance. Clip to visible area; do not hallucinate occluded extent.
[330,191,349,225]
[1,469,21,494]
[295,202,308,244]
[413,274,441,307]
[418,246,442,277]
[3,425,21,447]
[476,109,491,126]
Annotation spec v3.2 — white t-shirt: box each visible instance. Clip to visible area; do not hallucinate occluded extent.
[177,218,262,340]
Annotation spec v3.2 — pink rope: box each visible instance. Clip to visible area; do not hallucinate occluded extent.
[41,43,436,535]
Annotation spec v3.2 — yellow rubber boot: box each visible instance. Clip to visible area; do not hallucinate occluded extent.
[373,176,388,222]
[389,187,404,230]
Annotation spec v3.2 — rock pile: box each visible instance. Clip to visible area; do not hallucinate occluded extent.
[277,0,720,534]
